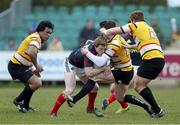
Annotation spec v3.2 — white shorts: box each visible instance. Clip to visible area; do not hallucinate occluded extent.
[63,57,86,77]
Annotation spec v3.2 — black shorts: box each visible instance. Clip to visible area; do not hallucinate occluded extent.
[8,61,34,83]
[111,69,134,85]
[137,58,165,80]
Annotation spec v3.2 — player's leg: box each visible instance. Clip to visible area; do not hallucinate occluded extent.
[66,66,97,106]
[134,58,165,118]
[23,74,42,111]
[112,69,152,115]
[89,69,129,112]
[8,61,40,113]
[50,58,76,117]
[67,78,96,107]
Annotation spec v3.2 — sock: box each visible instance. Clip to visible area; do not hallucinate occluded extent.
[139,87,160,113]
[23,86,34,110]
[16,86,33,102]
[108,91,116,104]
[73,79,95,103]
[109,91,128,108]
[51,93,66,114]
[87,92,97,110]
[124,94,150,114]
[118,101,129,108]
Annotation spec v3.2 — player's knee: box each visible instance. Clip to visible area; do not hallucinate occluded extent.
[63,89,74,96]
[110,83,115,92]
[116,95,124,102]
[29,78,42,90]
[92,83,99,92]
[134,83,144,93]
[37,81,42,88]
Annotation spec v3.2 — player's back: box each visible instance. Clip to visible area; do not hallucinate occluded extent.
[68,43,97,68]
[129,21,164,60]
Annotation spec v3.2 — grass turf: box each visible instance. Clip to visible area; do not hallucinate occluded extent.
[0,83,179,124]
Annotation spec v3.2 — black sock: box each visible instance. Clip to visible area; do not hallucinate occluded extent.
[73,79,95,103]
[16,86,32,102]
[124,94,150,114]
[139,87,160,113]
[23,86,34,110]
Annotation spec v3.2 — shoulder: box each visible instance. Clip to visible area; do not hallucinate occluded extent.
[28,32,42,48]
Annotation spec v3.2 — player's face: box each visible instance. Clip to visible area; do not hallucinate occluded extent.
[40,27,53,41]
[95,45,106,56]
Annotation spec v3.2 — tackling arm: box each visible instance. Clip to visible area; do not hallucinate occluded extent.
[86,52,110,67]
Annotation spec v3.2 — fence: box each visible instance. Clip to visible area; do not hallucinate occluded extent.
[0,0,31,38]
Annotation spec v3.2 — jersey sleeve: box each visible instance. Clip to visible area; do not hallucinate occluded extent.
[121,23,137,33]
[106,39,122,53]
[29,37,41,49]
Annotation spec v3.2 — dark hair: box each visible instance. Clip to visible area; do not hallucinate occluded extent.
[99,21,107,28]
[99,20,116,29]
[36,20,54,32]
[130,10,145,22]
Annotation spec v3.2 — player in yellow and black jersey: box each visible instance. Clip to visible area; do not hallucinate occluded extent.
[8,20,54,113]
[81,20,153,116]
[101,11,165,118]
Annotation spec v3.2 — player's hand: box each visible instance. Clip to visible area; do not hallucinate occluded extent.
[34,70,41,77]
[122,43,129,48]
[102,66,111,76]
[99,27,107,35]
[81,47,89,55]
[36,65,44,73]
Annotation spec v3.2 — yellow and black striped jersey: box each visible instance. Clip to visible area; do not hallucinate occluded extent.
[105,34,133,71]
[11,32,42,66]
[122,21,164,60]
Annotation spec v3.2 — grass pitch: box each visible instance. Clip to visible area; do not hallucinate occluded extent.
[0,83,180,124]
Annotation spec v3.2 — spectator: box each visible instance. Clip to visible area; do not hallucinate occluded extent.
[28,21,37,35]
[171,18,180,43]
[6,37,16,51]
[172,28,180,43]
[151,18,166,49]
[78,20,99,47]
[151,18,163,43]
[48,36,64,51]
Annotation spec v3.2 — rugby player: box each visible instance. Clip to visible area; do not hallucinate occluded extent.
[50,35,109,117]
[100,10,165,118]
[102,31,141,113]
[8,20,54,113]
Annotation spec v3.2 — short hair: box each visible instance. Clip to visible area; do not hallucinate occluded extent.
[93,35,108,47]
[130,10,145,22]
[99,21,108,28]
[99,20,116,29]
[36,20,54,32]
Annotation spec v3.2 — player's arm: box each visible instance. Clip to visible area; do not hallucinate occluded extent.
[26,40,43,72]
[84,50,110,67]
[85,66,107,77]
[122,39,137,49]
[101,24,131,36]
[26,45,38,66]
[85,66,115,83]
